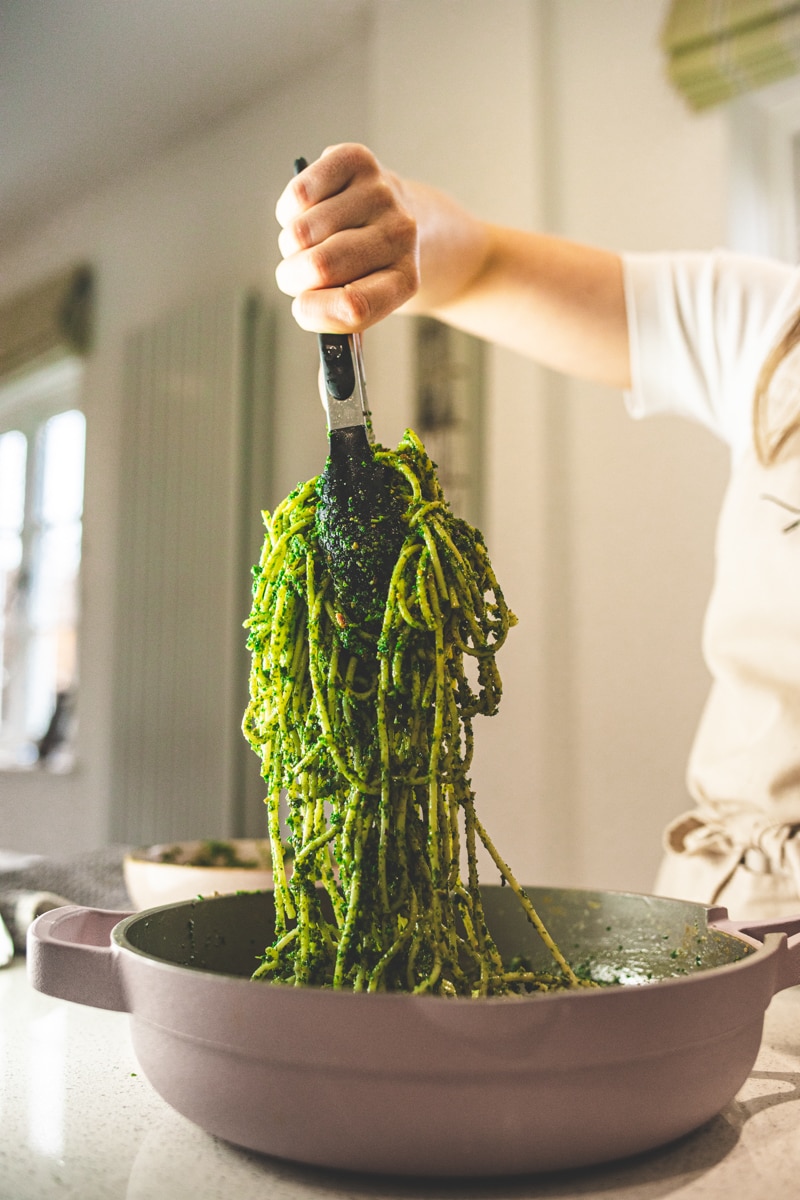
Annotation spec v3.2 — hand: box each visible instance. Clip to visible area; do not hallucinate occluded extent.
[275,144,420,333]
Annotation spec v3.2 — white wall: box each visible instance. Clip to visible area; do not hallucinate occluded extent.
[0,0,732,896]
[549,0,730,891]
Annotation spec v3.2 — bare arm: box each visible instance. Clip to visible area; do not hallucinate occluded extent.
[275,144,630,391]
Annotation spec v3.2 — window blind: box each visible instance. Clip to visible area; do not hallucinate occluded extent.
[662,0,800,110]
[0,265,93,382]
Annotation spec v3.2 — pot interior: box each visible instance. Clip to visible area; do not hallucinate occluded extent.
[117,885,755,987]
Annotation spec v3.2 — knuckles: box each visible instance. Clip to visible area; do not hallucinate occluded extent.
[304,241,338,290]
[334,285,374,329]
[323,142,380,180]
[387,207,418,262]
[286,214,312,253]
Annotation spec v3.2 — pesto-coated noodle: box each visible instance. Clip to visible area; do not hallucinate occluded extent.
[243,430,582,995]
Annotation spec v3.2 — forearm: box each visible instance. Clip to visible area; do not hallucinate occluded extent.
[398,178,630,389]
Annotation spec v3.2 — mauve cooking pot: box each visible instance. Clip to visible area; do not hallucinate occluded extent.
[27,884,800,1176]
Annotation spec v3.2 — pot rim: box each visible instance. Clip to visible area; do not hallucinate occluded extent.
[109,884,771,1006]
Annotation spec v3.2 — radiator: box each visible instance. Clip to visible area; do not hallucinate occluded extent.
[110,291,272,845]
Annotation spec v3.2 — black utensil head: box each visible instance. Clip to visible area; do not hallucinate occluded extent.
[316,426,407,633]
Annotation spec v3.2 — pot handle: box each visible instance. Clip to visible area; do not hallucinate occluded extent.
[26,905,133,1012]
[710,909,800,994]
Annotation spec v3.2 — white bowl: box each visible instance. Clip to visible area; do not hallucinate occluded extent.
[123,839,273,910]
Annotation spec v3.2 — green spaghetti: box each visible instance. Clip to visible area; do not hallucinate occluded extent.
[243,429,582,996]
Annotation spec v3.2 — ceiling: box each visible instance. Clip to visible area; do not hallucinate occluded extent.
[0,0,372,247]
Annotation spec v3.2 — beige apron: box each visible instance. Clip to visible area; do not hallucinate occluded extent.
[655,441,800,919]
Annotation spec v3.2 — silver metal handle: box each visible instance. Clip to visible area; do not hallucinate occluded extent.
[318,332,374,442]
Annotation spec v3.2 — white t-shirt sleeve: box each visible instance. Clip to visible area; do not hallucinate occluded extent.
[622,250,800,457]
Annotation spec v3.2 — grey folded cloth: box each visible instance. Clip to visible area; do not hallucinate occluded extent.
[0,844,133,956]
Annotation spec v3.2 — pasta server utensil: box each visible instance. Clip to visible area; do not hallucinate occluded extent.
[293,158,405,628]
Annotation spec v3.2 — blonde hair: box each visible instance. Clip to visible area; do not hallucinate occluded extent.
[754,314,800,464]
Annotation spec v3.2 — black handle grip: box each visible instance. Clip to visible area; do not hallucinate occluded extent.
[318,334,356,401]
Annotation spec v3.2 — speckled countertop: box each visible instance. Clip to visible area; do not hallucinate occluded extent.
[3,959,800,1200]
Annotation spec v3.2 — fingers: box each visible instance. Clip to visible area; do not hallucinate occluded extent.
[277,221,418,322]
[275,144,419,333]
[275,143,374,230]
[289,265,420,333]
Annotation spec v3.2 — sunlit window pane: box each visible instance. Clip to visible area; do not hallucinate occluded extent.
[0,431,27,732]
[0,430,27,532]
[39,411,86,525]
[27,412,84,752]
[25,631,59,747]
[0,534,22,574]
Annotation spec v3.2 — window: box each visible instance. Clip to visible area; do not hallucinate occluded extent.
[729,78,800,261]
[0,358,86,770]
